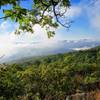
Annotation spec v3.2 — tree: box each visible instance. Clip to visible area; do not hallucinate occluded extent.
[0,0,70,38]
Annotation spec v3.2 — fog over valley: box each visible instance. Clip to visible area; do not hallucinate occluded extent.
[0,39,100,63]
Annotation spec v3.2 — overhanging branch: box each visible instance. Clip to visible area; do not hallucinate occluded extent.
[51,0,70,28]
[0,15,11,19]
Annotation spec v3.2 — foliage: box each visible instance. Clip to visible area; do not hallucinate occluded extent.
[0,0,70,38]
[0,46,100,99]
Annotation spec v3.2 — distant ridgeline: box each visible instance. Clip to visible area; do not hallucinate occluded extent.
[0,46,100,100]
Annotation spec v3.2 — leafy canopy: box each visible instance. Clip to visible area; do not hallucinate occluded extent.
[0,0,70,38]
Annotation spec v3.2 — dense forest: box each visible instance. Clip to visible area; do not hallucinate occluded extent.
[0,46,100,100]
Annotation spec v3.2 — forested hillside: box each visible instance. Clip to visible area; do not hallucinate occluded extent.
[0,46,100,100]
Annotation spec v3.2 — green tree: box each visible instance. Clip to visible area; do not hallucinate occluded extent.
[0,0,70,38]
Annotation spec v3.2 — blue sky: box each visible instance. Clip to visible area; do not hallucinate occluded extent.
[0,0,100,42]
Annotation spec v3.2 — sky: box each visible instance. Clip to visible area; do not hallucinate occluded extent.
[0,0,100,42]
[0,0,100,58]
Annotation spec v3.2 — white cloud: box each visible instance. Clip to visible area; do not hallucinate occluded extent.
[0,21,18,35]
[86,0,100,31]
[0,21,56,58]
[0,40,66,62]
[77,0,100,32]
[66,0,100,32]
[65,6,82,19]
[0,21,52,43]
[73,47,91,51]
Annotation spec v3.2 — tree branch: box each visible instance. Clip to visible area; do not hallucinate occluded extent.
[40,0,50,6]
[0,15,11,19]
[51,0,70,28]
[41,5,50,20]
